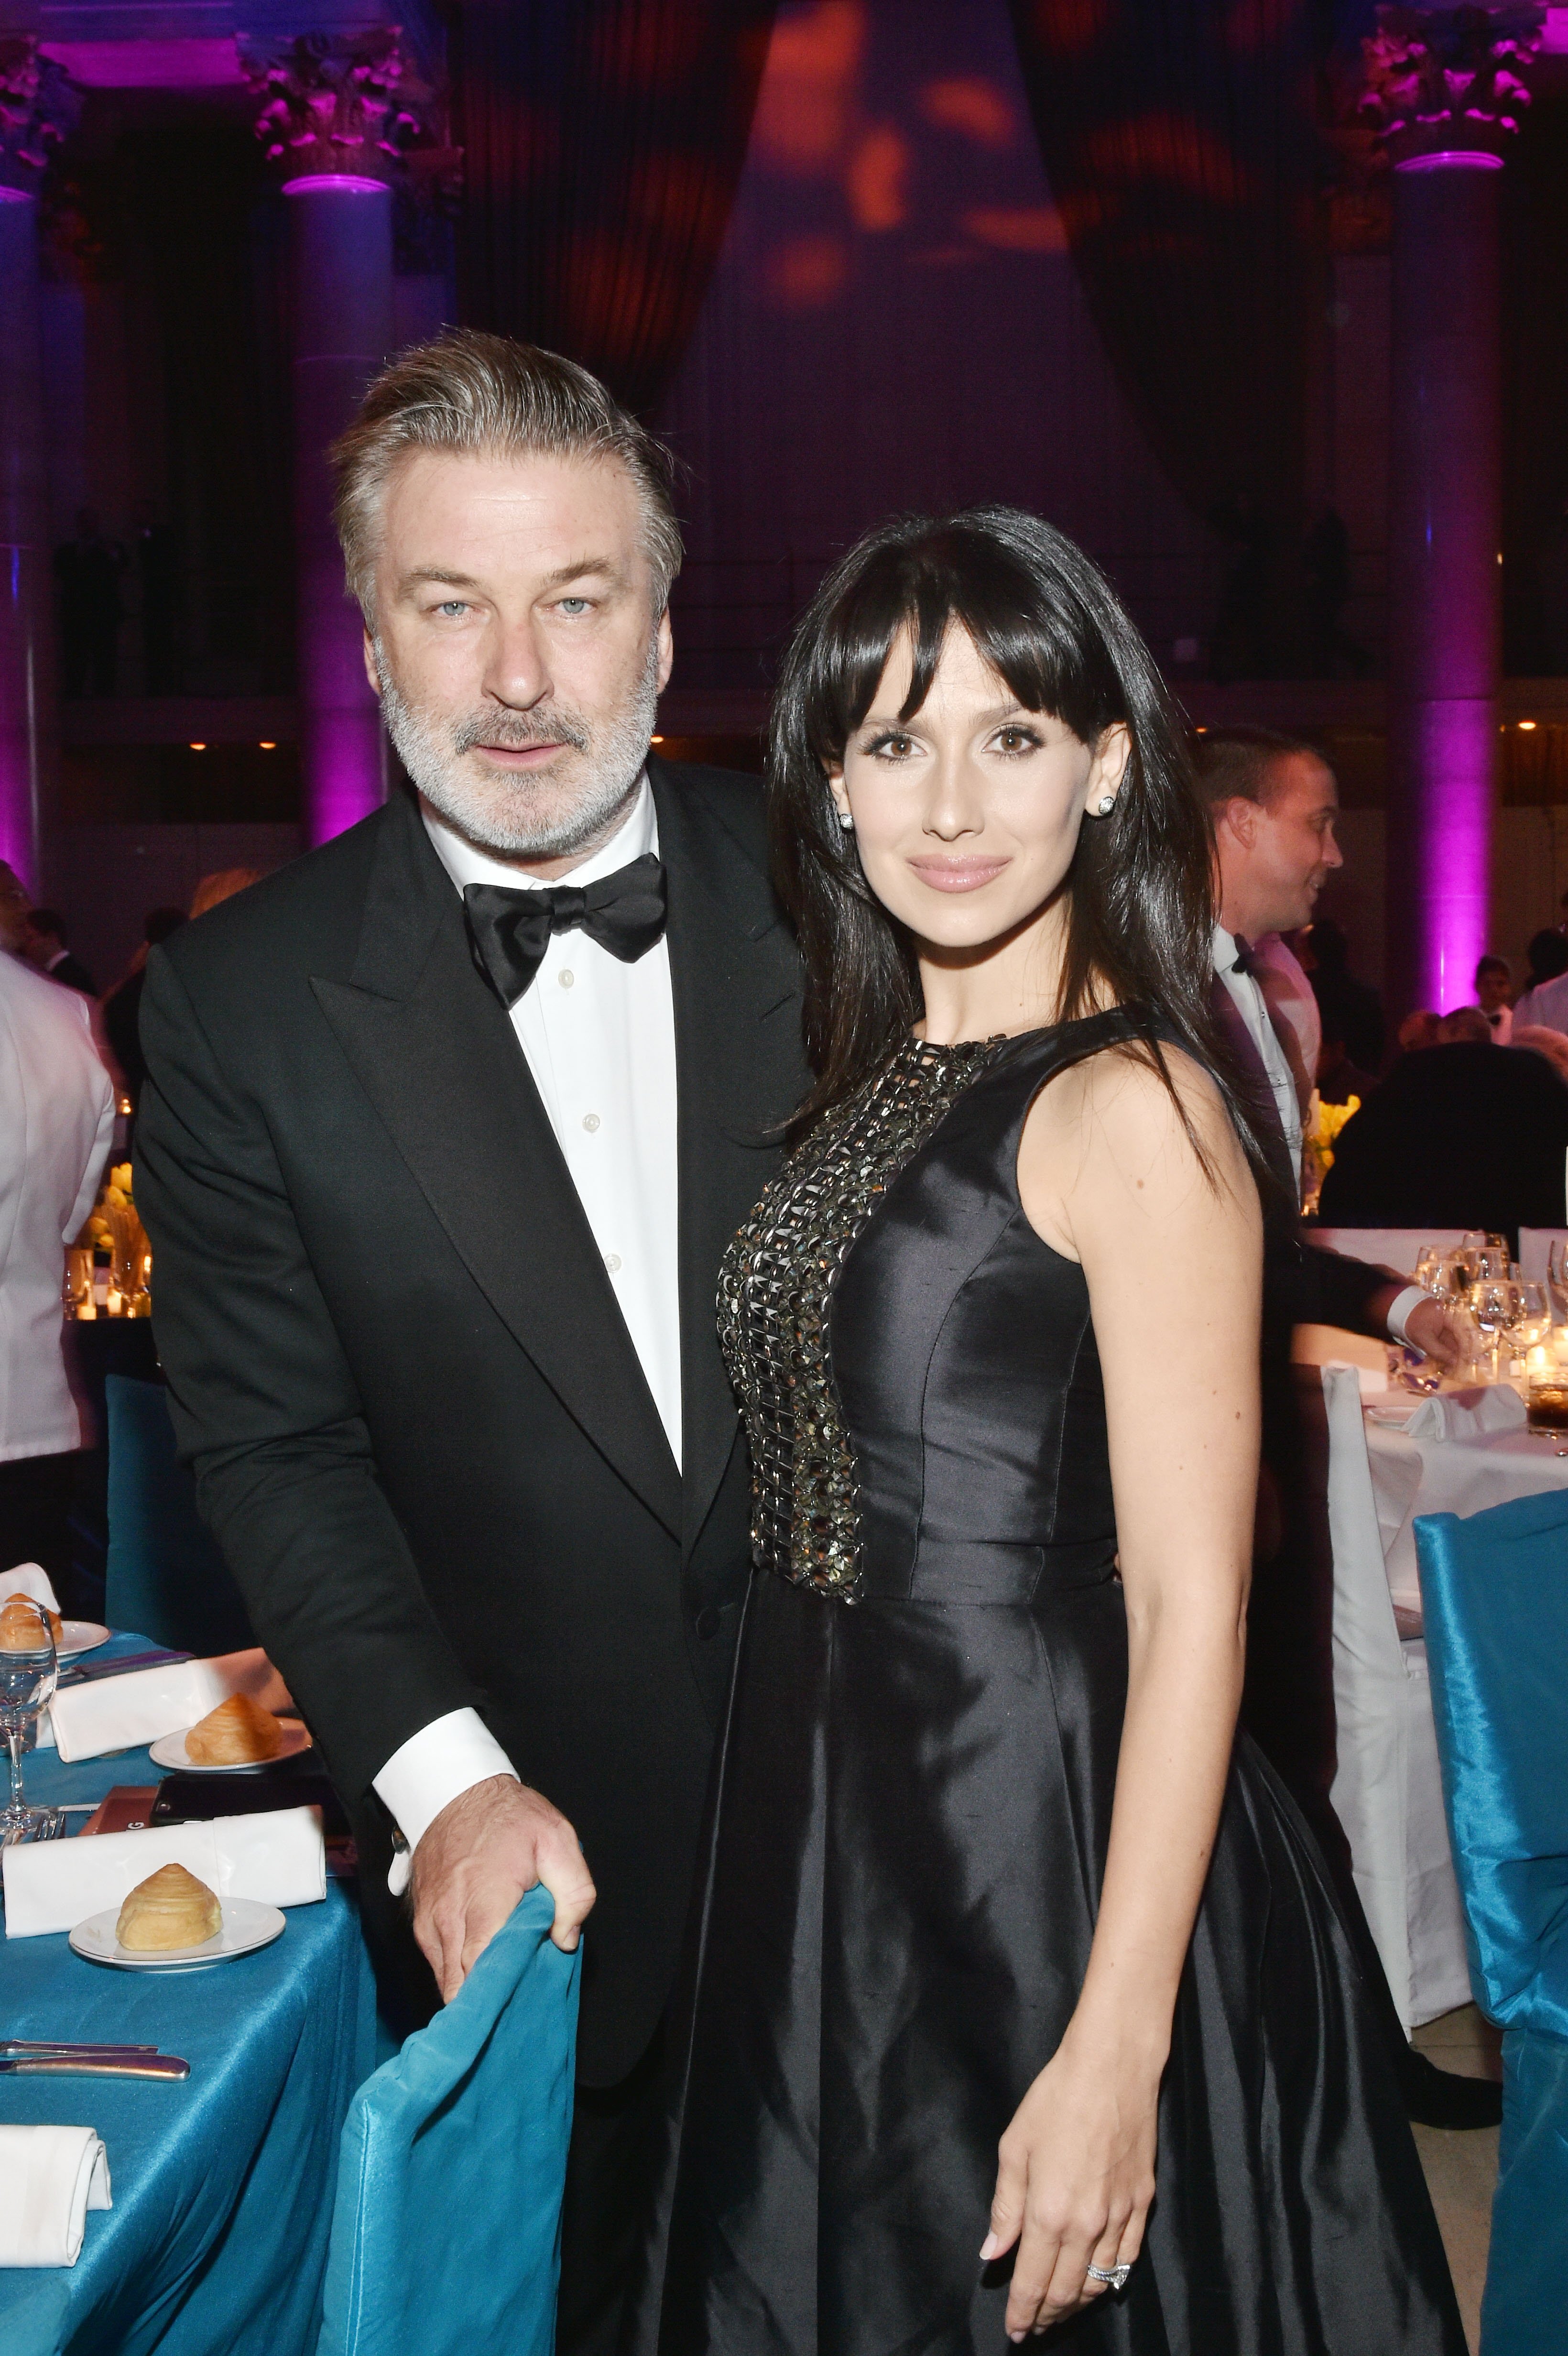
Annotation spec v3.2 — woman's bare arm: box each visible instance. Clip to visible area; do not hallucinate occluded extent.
[983,1044,1262,2341]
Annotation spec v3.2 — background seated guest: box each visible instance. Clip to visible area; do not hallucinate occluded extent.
[1513,927,1568,1032]
[1475,953,1514,1040]
[1316,1017,1376,1106]
[0,930,114,1586]
[21,907,96,996]
[1318,1039,1568,1241]
[1302,912,1384,1069]
[1398,1008,1443,1052]
[1439,1005,1494,1045]
[101,906,186,1113]
[1511,1025,1568,1088]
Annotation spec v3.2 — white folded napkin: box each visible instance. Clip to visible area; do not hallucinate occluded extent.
[0,2126,111,2266]
[1323,1357,1388,1399]
[48,1647,289,1764]
[1402,1384,1528,1443]
[0,1564,62,1614]
[1,1804,326,1939]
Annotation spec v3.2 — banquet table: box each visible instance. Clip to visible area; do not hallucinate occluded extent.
[1361,1407,1568,1623]
[0,1637,378,2356]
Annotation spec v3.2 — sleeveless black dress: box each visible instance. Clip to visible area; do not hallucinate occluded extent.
[640,1013,1464,2356]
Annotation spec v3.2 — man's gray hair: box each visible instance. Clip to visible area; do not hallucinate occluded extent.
[330,328,684,621]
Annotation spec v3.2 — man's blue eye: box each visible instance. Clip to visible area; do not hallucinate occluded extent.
[439,601,466,617]
[558,598,589,615]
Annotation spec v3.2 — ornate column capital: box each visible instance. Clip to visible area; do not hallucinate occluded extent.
[0,34,79,199]
[1357,4,1545,167]
[239,27,457,192]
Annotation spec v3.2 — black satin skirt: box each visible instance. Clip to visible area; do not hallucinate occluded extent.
[637,1557,1465,2355]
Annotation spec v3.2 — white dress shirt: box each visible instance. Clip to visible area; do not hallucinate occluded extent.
[374,779,683,1879]
[0,953,114,1462]
[1514,971,1568,1037]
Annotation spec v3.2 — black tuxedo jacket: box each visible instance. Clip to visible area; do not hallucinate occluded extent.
[136,760,808,2082]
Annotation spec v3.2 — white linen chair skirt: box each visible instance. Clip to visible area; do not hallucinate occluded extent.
[1518,1227,1568,1282]
[1320,1363,1473,2029]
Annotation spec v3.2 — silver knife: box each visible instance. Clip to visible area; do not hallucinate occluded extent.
[0,2052,189,2080]
[1,2039,161,2056]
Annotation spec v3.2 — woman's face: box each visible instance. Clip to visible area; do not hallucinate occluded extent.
[829,625,1129,957]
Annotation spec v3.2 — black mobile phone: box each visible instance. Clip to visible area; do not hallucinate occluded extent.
[149,1768,351,1836]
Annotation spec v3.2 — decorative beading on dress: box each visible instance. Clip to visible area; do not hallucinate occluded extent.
[718,1035,1003,1597]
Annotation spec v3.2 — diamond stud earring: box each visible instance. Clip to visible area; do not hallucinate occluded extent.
[837,808,855,830]
[1096,795,1116,816]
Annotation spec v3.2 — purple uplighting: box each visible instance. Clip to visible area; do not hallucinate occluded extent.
[281,175,390,198]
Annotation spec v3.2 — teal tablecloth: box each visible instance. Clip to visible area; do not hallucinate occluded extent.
[0,1636,378,2356]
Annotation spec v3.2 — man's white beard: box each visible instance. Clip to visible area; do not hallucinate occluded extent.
[376,635,661,860]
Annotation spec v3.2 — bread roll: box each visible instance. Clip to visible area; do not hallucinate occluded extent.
[116,1862,223,1951]
[185,1691,285,1765]
[0,1596,62,1650]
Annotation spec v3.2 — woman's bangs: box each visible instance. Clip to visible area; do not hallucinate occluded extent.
[815,544,1107,755]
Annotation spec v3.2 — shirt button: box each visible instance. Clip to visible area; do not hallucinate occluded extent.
[604,1252,622,1273]
[558,969,575,989]
[582,1112,600,1133]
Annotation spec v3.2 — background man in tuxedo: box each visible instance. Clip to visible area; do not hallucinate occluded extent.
[137,331,808,2351]
[1197,725,1492,2130]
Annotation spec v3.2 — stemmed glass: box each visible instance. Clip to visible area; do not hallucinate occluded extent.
[1469,1278,1521,1381]
[1509,1279,1553,1365]
[0,1600,59,1841]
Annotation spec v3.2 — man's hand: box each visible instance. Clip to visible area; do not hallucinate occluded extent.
[1402,1295,1467,1373]
[409,1775,595,2002]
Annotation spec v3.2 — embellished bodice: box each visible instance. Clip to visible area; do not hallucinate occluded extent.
[718,1035,1005,1595]
[719,1012,1159,1605]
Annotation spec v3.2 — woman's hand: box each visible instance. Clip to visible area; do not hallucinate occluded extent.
[981,2026,1160,2341]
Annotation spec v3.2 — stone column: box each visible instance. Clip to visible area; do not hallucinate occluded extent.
[243,31,439,847]
[0,41,75,889]
[1360,6,1542,1017]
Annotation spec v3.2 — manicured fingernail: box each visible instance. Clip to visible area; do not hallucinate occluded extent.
[979,2234,999,2260]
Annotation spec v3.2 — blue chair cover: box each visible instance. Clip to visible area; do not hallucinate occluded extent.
[317,1887,580,2356]
[104,1373,255,1654]
[1415,1488,1568,2356]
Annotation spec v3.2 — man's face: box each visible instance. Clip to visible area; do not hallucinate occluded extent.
[1476,966,1511,1013]
[365,447,674,866]
[1219,753,1342,938]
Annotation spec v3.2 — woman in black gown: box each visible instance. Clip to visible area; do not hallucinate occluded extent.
[639,510,1464,2352]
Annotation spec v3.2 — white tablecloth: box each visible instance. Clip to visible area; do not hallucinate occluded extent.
[1362,1413,1568,1619]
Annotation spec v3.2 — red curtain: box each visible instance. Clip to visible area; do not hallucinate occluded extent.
[1007,1,1330,664]
[455,0,778,415]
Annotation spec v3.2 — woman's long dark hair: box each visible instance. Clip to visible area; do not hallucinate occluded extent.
[767,504,1274,1187]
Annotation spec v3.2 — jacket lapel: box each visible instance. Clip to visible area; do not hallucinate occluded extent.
[311,792,683,1539]
[1210,972,1300,1204]
[652,760,802,1555]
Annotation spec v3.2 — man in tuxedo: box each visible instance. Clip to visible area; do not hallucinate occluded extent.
[1197,726,1494,2130]
[136,331,808,2351]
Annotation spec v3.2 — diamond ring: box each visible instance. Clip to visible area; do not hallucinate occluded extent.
[1084,2262,1132,2291]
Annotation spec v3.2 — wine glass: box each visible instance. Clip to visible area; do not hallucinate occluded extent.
[1510,1279,1553,1362]
[1469,1278,1521,1380]
[0,1600,59,1841]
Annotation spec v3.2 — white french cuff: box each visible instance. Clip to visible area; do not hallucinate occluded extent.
[372,1708,521,1897]
[1385,1284,1430,1351]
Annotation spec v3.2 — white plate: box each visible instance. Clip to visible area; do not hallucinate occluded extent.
[148,1719,313,1774]
[69,1895,286,1971]
[56,1622,110,1661]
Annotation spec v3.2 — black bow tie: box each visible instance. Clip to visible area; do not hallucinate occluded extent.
[1229,934,1258,977]
[463,853,667,1008]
